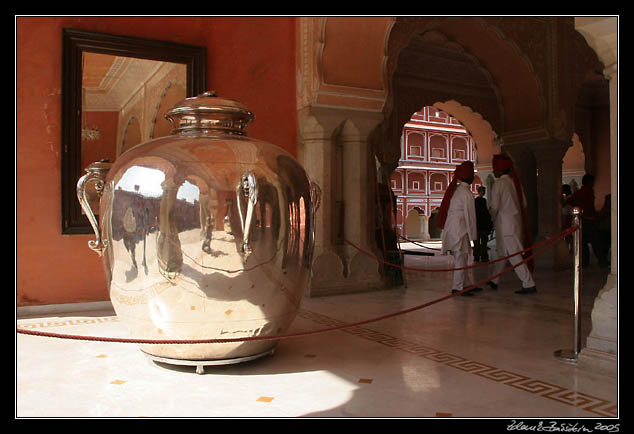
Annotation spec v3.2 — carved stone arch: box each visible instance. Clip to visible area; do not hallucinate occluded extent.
[416,28,505,130]
[433,100,500,168]
[110,155,178,188]
[380,19,500,170]
[382,18,506,126]
[150,81,187,139]
[475,18,546,131]
[380,16,548,168]
[119,115,142,156]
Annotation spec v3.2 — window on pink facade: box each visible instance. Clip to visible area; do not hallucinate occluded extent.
[452,136,468,161]
[407,131,425,159]
[430,135,447,160]
[430,173,447,192]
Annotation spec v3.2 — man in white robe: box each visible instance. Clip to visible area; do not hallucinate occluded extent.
[438,161,480,296]
[488,154,537,294]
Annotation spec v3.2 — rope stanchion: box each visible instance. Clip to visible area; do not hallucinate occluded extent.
[17,227,576,346]
[555,207,584,363]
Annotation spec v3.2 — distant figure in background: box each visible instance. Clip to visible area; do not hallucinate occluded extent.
[567,174,607,268]
[474,186,492,262]
[561,184,574,252]
[122,206,138,270]
[438,161,481,297]
[488,154,536,294]
[561,184,573,228]
[597,194,611,268]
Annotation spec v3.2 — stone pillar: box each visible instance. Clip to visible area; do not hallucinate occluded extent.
[157,174,184,274]
[578,63,618,376]
[340,119,371,252]
[532,140,572,270]
[298,114,335,257]
[299,109,385,297]
[533,140,570,238]
[421,215,430,241]
[298,113,344,297]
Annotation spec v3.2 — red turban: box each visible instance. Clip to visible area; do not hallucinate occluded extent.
[436,161,475,230]
[455,160,474,180]
[492,154,513,172]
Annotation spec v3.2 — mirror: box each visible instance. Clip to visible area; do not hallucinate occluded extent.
[61,28,206,234]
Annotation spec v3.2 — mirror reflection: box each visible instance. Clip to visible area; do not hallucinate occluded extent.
[61,28,206,235]
[80,52,187,170]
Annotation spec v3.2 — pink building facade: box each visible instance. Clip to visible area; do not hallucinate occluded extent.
[391,107,482,239]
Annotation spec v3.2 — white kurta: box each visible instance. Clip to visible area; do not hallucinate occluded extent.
[441,182,477,255]
[489,174,524,240]
[489,174,535,288]
[441,182,477,290]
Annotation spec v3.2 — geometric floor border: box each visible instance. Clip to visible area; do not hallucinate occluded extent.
[298,309,618,418]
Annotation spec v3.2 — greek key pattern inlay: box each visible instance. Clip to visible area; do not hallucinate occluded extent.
[297,309,617,417]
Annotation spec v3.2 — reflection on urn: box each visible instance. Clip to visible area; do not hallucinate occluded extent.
[156,176,184,277]
[77,93,319,372]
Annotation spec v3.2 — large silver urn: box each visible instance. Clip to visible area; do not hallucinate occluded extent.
[77,92,320,371]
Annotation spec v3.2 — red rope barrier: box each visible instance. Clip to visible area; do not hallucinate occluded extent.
[347,226,577,273]
[16,227,575,345]
[398,234,441,250]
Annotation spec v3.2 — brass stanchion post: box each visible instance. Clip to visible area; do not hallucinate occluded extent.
[554,206,583,363]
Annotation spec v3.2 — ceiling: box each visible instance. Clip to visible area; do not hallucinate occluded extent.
[82,52,171,112]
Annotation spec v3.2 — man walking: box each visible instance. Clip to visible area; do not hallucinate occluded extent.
[488,154,536,294]
[437,161,481,296]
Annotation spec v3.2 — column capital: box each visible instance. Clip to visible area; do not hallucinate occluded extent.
[530,139,571,163]
[501,141,532,158]
[502,138,570,163]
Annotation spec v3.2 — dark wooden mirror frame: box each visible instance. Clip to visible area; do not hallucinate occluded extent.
[61,28,207,234]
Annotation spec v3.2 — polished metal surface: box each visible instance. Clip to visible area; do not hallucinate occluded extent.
[555,206,582,364]
[77,160,112,256]
[78,93,318,362]
[143,348,275,374]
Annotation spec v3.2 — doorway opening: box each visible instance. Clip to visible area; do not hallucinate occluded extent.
[391,106,482,241]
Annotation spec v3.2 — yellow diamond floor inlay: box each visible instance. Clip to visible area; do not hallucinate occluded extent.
[257,397,275,403]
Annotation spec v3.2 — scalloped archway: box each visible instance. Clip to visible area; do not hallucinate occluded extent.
[432,99,500,170]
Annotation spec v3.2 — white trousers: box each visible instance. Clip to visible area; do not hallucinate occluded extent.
[452,250,474,290]
[492,235,535,288]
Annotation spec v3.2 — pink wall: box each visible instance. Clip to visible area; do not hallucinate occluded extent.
[82,111,118,168]
[16,16,297,306]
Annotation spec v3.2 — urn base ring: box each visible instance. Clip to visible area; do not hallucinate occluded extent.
[142,348,276,374]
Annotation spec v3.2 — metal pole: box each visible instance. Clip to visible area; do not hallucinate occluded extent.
[554,206,583,363]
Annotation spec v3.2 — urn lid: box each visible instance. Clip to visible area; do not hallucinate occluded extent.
[165,91,256,136]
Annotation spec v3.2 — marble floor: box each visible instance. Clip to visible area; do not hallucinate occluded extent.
[15,241,618,420]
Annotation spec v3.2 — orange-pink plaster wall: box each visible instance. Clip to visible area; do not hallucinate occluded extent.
[16,16,297,306]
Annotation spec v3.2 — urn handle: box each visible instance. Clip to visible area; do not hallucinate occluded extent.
[237,170,258,257]
[76,160,111,256]
[309,181,322,231]
[310,181,321,212]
